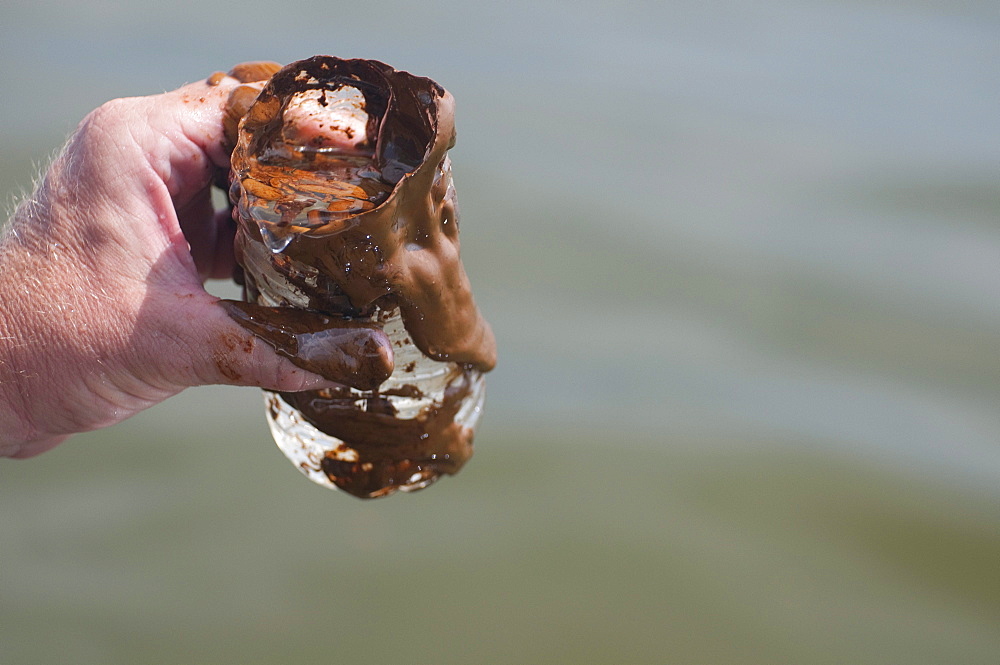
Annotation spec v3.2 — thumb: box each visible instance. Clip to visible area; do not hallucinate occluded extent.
[217,300,394,391]
[159,296,394,392]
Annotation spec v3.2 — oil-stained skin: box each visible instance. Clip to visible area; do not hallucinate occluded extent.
[218,300,392,391]
[206,61,283,152]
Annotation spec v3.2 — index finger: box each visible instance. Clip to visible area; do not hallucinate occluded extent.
[161,61,281,172]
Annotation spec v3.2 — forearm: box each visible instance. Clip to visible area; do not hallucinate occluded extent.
[0,221,62,455]
[0,185,163,456]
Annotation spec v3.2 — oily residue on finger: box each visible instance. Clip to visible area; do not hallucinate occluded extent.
[218,300,392,390]
[213,331,251,382]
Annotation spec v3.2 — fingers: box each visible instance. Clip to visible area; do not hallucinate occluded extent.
[5,435,69,460]
[217,300,394,390]
[134,63,277,280]
[222,82,268,152]
[217,61,282,152]
[201,208,239,281]
[162,295,394,393]
[157,76,243,173]
[145,65,404,396]
[156,61,281,173]
[226,61,283,83]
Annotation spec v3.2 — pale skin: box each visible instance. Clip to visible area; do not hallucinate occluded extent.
[0,72,394,459]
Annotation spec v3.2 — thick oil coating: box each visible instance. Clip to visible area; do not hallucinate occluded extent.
[223,56,495,498]
[230,57,496,371]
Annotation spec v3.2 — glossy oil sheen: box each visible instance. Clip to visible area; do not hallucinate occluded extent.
[228,57,495,498]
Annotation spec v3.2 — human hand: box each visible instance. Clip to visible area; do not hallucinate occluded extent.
[0,64,394,459]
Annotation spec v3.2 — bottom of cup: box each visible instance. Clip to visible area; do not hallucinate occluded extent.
[261,369,486,498]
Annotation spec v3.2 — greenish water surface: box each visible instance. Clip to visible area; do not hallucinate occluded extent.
[2,1,999,663]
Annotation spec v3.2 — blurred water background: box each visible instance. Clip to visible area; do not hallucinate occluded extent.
[2,1,999,663]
